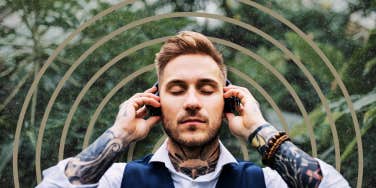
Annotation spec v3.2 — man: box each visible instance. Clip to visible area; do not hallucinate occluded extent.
[37,31,349,187]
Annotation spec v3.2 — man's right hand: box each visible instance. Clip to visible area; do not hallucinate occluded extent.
[109,86,161,145]
[63,88,160,185]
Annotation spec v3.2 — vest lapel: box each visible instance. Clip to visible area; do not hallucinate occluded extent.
[121,154,174,188]
[122,155,266,188]
[216,162,266,188]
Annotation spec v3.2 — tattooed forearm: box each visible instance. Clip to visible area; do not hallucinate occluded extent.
[270,141,322,188]
[65,130,126,185]
[250,125,322,188]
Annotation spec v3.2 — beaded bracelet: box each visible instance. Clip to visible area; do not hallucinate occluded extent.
[262,132,290,165]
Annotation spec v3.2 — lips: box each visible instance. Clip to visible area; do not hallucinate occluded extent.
[178,117,207,124]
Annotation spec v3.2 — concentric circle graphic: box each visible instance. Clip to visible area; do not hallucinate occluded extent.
[12,1,363,188]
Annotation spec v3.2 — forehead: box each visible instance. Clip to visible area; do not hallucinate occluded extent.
[160,54,223,85]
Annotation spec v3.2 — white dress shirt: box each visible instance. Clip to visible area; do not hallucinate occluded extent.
[36,139,350,188]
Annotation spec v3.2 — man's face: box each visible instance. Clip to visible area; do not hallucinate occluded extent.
[159,54,225,147]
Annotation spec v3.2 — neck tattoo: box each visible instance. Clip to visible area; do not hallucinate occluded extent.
[167,139,220,179]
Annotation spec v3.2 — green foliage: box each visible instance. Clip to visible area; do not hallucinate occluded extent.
[0,0,375,187]
[340,30,376,94]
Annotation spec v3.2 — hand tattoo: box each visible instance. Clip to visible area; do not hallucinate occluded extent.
[65,130,126,184]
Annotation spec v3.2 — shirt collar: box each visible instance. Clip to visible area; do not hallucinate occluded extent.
[149,138,238,179]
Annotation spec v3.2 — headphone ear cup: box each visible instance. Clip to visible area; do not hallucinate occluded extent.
[224,97,240,113]
[153,82,159,96]
[146,105,162,116]
[224,79,241,113]
[146,82,162,116]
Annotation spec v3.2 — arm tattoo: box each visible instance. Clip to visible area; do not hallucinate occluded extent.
[271,141,323,188]
[251,128,322,188]
[65,130,125,184]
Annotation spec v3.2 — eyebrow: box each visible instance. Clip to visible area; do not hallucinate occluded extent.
[165,79,186,89]
[196,78,219,88]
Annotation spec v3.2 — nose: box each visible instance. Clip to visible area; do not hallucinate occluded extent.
[183,88,202,114]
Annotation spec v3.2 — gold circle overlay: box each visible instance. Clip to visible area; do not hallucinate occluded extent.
[80,57,293,163]
[66,36,309,156]
[53,35,327,179]
[37,12,324,183]
[13,1,136,186]
[34,13,345,177]
[12,1,363,187]
[240,1,363,186]
[36,13,319,173]
[59,38,169,159]
[76,43,290,162]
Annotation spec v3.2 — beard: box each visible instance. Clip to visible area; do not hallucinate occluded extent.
[162,112,222,148]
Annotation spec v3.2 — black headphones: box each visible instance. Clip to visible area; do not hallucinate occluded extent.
[146,80,240,116]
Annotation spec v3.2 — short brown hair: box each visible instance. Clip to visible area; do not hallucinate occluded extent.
[155,31,226,81]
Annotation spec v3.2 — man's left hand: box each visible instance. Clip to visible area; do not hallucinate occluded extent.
[223,85,268,141]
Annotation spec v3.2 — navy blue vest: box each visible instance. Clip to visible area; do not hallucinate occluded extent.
[121,154,266,188]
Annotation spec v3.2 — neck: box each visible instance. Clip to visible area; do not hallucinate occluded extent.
[167,138,220,179]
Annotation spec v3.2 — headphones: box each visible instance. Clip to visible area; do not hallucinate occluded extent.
[146,80,240,116]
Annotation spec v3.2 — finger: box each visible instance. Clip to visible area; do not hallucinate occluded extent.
[224,88,256,106]
[145,116,161,128]
[224,85,236,89]
[237,104,244,115]
[144,86,158,93]
[225,85,251,95]
[117,102,136,119]
[136,106,147,118]
[132,97,160,110]
[131,92,160,101]
[223,88,246,100]
[224,84,241,90]
[225,112,236,122]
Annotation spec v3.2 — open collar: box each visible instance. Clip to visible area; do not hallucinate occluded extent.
[149,138,238,181]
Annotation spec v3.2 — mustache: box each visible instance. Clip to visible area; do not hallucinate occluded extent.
[177,113,209,124]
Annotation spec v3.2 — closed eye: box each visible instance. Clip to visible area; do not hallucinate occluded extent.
[168,85,185,95]
[171,90,184,95]
[201,90,214,95]
[200,85,215,95]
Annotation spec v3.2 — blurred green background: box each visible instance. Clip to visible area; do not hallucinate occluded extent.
[0,0,375,187]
